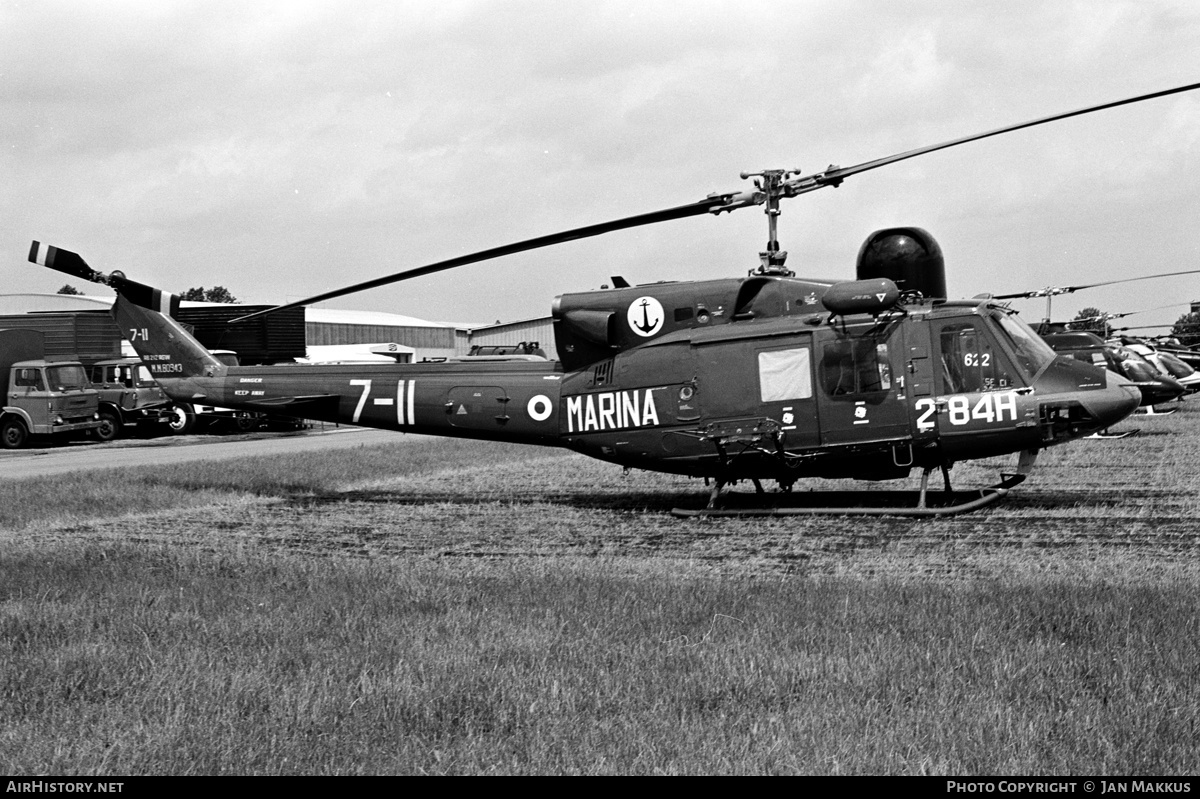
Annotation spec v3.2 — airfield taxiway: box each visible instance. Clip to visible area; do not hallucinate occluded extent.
[0,426,423,479]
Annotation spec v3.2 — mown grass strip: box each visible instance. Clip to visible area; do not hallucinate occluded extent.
[2,542,1197,775]
[0,439,545,533]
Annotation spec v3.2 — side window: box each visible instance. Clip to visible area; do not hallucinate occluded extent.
[820,340,892,396]
[15,369,45,390]
[938,323,1014,393]
[758,348,812,402]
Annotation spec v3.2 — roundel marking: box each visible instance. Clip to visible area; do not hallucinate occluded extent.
[527,394,553,422]
[627,296,665,337]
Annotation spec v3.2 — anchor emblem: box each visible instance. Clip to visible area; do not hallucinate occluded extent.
[626,296,665,337]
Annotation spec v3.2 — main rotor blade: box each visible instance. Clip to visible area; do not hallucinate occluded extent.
[994,269,1200,300]
[230,197,729,323]
[236,79,1200,322]
[783,80,1200,194]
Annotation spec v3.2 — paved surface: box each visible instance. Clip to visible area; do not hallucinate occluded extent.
[0,426,427,479]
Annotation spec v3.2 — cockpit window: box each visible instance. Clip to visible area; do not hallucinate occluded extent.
[993,313,1057,380]
[937,322,1016,393]
[1110,346,1160,382]
[1157,352,1194,379]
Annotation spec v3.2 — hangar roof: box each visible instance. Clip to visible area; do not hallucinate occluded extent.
[0,293,473,329]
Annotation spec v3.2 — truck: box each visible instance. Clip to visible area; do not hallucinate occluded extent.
[1,329,102,449]
[86,357,175,440]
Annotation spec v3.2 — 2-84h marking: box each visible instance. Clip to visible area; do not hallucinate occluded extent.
[915,391,1018,431]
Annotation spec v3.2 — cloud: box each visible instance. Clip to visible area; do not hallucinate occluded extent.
[4,0,1200,326]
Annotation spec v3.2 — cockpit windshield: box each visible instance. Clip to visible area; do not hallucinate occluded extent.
[992,312,1057,380]
[1111,346,1161,382]
[1157,352,1195,379]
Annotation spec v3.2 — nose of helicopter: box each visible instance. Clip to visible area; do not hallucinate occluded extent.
[1091,371,1143,429]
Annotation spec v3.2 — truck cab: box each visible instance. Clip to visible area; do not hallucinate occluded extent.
[87,357,174,440]
[1,331,101,449]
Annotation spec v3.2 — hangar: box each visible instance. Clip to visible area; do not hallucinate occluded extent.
[0,293,556,363]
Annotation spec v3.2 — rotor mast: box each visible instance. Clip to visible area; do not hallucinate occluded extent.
[739,168,801,275]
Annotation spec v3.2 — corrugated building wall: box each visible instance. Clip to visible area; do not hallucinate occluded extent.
[0,312,122,361]
[306,323,461,361]
[175,305,307,365]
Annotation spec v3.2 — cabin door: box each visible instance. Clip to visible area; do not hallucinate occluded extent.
[692,337,820,449]
[814,324,911,447]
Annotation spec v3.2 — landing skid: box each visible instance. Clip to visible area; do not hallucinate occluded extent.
[1138,404,1179,416]
[1086,428,1138,440]
[671,472,1027,518]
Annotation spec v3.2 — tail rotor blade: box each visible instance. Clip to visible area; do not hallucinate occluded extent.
[28,241,104,283]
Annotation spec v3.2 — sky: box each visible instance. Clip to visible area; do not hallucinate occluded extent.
[3,0,1200,331]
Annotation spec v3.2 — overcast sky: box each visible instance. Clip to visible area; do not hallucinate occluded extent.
[3,0,1200,331]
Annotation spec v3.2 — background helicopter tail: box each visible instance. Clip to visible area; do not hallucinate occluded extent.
[29,241,224,380]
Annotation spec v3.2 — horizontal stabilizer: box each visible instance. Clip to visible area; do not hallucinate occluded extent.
[244,394,340,409]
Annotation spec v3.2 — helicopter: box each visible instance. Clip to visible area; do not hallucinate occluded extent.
[1078,305,1200,375]
[1039,330,1186,423]
[1108,335,1200,395]
[992,280,1200,413]
[30,83,1200,517]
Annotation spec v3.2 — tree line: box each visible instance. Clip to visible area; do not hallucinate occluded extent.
[57,284,238,303]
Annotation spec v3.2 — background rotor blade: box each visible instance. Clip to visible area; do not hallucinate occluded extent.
[1071,303,1193,324]
[994,268,1200,300]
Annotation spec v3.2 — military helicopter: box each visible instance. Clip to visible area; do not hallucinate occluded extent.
[31,82,1200,516]
[1038,330,1186,426]
[1065,302,1200,393]
[993,280,1200,414]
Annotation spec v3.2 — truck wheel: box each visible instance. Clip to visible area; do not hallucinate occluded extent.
[1,419,28,450]
[93,410,121,442]
[166,403,197,435]
[234,413,258,432]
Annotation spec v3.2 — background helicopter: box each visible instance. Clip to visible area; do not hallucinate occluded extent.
[31,83,1200,516]
[1065,303,1200,394]
[992,274,1200,414]
[1037,330,1186,425]
[1069,304,1200,376]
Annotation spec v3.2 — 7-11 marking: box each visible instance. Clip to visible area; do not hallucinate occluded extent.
[350,378,417,426]
[396,379,416,426]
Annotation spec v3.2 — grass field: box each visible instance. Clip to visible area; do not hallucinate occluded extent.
[3,406,1200,774]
